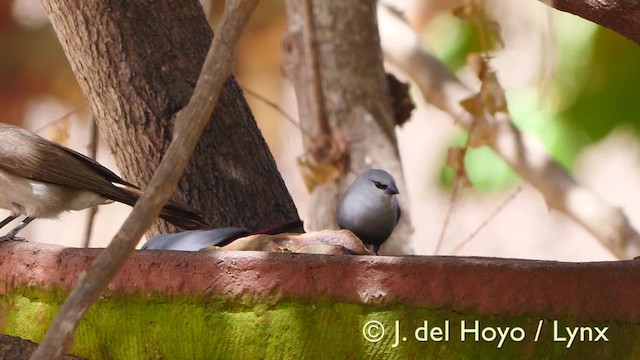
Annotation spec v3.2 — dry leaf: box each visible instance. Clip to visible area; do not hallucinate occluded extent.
[453,1,504,49]
[446,147,473,190]
[296,155,341,192]
[459,56,509,147]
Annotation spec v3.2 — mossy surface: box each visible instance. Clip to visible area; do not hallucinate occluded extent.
[1,286,639,359]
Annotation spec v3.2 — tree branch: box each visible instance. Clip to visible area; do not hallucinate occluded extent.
[378,4,640,259]
[543,0,640,46]
[81,117,98,248]
[30,1,259,358]
[301,0,330,139]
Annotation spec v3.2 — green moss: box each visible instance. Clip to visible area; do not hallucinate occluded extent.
[2,286,640,359]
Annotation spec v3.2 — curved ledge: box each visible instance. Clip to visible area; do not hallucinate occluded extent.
[1,241,638,322]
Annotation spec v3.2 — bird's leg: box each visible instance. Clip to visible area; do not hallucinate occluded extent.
[0,214,18,230]
[0,217,34,242]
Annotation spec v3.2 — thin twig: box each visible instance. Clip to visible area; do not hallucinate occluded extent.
[33,104,88,135]
[241,87,301,130]
[241,86,320,143]
[30,1,259,358]
[434,108,478,255]
[81,117,99,248]
[433,184,461,255]
[450,186,522,255]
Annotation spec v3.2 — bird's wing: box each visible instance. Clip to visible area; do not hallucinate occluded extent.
[48,140,138,188]
[393,197,401,224]
[0,124,138,204]
[143,227,250,250]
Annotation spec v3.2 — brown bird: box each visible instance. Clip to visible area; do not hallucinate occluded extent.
[0,122,209,241]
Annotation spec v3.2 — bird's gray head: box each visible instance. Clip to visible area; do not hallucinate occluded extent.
[357,169,399,196]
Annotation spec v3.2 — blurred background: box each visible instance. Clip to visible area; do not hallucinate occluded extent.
[1,0,638,261]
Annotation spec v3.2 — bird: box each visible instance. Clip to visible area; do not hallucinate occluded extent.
[142,227,250,251]
[0,122,209,241]
[142,219,303,251]
[336,169,400,255]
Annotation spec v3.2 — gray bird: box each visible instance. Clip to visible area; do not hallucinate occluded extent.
[143,219,304,251]
[142,227,250,251]
[336,169,400,255]
[0,122,209,241]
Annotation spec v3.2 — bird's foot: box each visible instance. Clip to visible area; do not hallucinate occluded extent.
[0,234,26,242]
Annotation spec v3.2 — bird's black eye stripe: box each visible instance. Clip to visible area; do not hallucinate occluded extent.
[373,181,387,190]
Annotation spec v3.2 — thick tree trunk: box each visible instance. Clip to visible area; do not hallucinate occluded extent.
[42,0,300,235]
[282,0,413,254]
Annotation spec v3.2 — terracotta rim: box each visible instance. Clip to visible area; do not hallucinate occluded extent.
[1,241,637,322]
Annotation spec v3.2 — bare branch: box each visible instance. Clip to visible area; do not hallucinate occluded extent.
[450,187,523,255]
[241,86,304,133]
[434,186,461,255]
[378,4,640,259]
[301,0,331,139]
[30,1,259,358]
[81,117,99,248]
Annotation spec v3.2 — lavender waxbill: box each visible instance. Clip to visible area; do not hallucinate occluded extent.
[336,169,400,255]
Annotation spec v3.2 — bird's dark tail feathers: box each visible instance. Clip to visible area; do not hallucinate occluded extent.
[158,200,210,230]
[117,187,210,230]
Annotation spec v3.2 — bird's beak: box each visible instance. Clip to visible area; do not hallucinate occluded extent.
[385,183,399,195]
